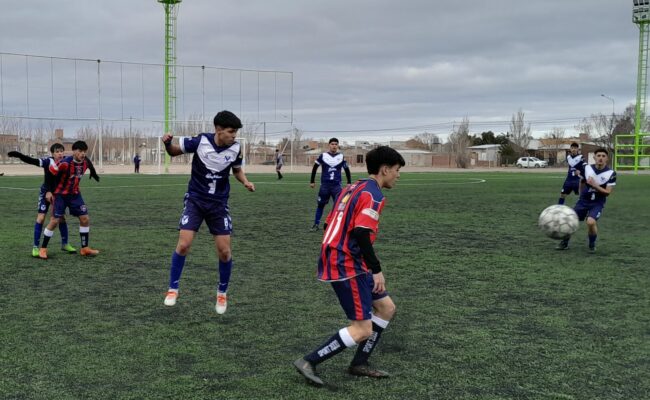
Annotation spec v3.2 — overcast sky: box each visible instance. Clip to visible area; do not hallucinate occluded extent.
[0,0,640,142]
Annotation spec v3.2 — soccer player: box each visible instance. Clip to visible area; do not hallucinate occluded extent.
[133,154,141,174]
[309,137,351,231]
[8,144,77,257]
[275,149,284,180]
[557,148,616,252]
[161,110,255,315]
[39,140,100,259]
[293,146,405,387]
[558,142,584,205]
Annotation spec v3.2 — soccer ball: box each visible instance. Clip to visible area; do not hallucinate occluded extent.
[538,205,579,240]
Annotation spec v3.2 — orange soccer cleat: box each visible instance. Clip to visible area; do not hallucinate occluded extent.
[79,247,99,256]
[38,248,48,260]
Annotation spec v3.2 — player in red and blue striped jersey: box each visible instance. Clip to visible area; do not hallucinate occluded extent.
[39,140,100,259]
[294,146,405,387]
[8,143,76,257]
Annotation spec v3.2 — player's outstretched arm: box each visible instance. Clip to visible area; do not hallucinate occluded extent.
[85,158,100,182]
[344,166,352,185]
[233,167,255,192]
[7,151,40,167]
[162,133,183,157]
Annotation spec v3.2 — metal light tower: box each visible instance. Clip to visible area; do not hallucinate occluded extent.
[159,0,181,173]
[617,1,650,172]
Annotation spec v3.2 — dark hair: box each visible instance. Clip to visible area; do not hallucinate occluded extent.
[50,143,65,153]
[72,141,88,151]
[213,110,242,130]
[570,142,579,148]
[365,146,405,174]
[328,137,339,144]
[594,148,608,156]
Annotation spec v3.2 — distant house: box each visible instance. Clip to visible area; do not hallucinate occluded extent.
[468,144,502,167]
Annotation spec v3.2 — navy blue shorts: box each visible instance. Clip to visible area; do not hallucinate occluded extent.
[331,273,388,321]
[37,186,50,214]
[574,200,604,221]
[178,193,232,236]
[561,180,580,195]
[53,193,88,218]
[317,184,342,207]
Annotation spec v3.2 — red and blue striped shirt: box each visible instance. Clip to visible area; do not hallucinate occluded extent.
[50,156,89,195]
[318,179,385,282]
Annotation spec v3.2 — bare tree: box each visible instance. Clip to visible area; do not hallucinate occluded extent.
[509,109,531,154]
[411,132,441,152]
[543,127,566,165]
[448,117,471,168]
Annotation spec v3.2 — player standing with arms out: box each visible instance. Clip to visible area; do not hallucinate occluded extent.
[8,144,77,257]
[294,146,405,387]
[39,141,100,259]
[162,110,255,314]
[309,138,351,231]
[558,142,584,205]
[557,148,616,252]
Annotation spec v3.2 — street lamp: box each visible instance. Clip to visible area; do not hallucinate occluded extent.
[600,94,615,116]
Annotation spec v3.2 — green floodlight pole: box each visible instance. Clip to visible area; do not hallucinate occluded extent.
[631,0,650,173]
[158,0,181,173]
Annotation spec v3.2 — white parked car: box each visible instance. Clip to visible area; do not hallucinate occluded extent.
[516,157,548,168]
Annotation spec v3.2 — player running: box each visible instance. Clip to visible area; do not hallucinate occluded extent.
[557,148,616,252]
[558,142,584,205]
[161,110,255,314]
[39,141,100,259]
[8,144,77,257]
[294,146,405,387]
[309,137,351,231]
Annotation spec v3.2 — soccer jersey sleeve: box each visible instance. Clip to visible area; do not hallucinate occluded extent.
[315,153,323,165]
[179,135,202,154]
[607,171,617,186]
[231,145,243,169]
[353,191,383,233]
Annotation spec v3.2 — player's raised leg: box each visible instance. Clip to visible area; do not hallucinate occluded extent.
[164,229,195,306]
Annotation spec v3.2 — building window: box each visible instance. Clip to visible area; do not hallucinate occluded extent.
[357,154,364,164]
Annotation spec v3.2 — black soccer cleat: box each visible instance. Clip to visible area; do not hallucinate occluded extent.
[589,245,596,252]
[556,240,569,250]
[310,224,319,232]
[348,363,390,378]
[293,358,324,387]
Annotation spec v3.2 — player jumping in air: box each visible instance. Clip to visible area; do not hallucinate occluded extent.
[39,140,101,259]
[294,146,405,387]
[557,148,616,252]
[558,142,584,205]
[309,137,351,231]
[8,144,77,257]
[162,110,255,314]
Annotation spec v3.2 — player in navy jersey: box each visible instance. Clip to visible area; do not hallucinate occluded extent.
[8,144,77,257]
[558,142,584,205]
[294,146,405,387]
[161,110,255,315]
[557,148,616,252]
[309,137,352,231]
[39,140,100,259]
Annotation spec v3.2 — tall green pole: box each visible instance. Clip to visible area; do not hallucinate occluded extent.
[158,0,181,173]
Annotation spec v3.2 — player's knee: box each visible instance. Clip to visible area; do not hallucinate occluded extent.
[586,217,597,227]
[218,248,231,261]
[176,242,192,255]
[375,299,396,320]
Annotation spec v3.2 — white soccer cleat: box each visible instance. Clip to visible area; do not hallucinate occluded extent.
[215,292,227,314]
[164,290,179,306]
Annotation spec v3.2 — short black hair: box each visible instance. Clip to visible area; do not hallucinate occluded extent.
[570,142,579,148]
[50,143,64,153]
[365,146,405,175]
[328,137,339,144]
[72,141,88,151]
[594,148,608,156]
[213,110,242,130]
